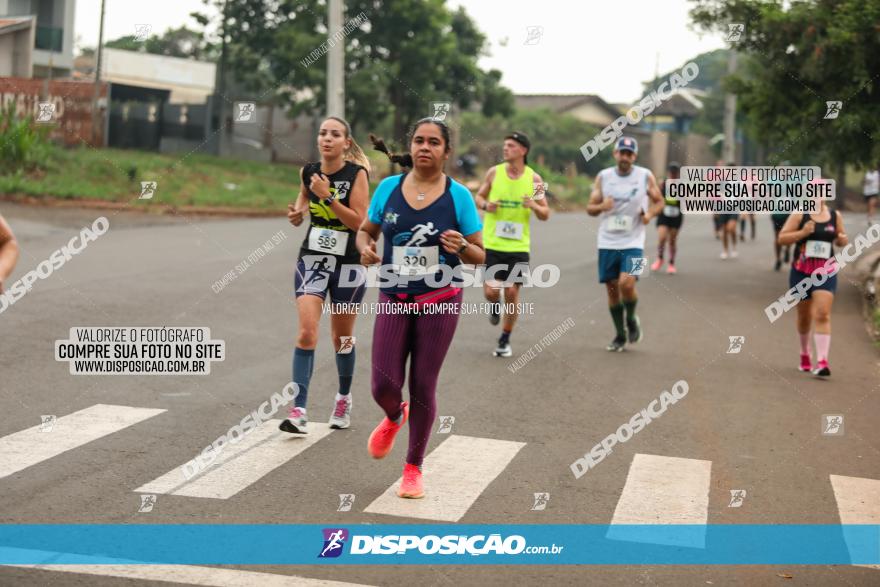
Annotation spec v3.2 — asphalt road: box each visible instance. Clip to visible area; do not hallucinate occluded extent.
[1,201,879,586]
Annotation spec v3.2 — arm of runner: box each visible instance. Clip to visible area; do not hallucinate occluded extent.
[474,166,498,213]
[834,211,849,247]
[0,213,19,294]
[328,168,369,232]
[440,229,485,265]
[642,172,665,223]
[287,168,309,227]
[586,174,612,216]
[778,213,811,245]
[524,172,550,221]
[356,219,382,266]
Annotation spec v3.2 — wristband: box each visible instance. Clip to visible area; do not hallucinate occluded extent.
[324,194,336,206]
[482,201,487,211]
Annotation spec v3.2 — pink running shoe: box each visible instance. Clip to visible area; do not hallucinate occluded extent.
[398,463,424,499]
[279,407,308,434]
[651,258,664,271]
[812,359,831,378]
[666,263,677,275]
[798,354,812,372]
[368,402,409,459]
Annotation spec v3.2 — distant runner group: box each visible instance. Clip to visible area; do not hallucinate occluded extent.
[265,115,874,500]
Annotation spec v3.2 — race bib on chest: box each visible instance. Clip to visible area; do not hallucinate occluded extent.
[392,246,439,276]
[805,240,832,259]
[308,227,348,256]
[495,221,524,240]
[607,215,633,233]
[663,205,681,218]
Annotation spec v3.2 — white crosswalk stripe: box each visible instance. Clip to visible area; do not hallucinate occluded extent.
[830,474,880,570]
[0,404,166,480]
[5,546,372,586]
[364,434,526,521]
[606,453,712,548]
[136,420,333,499]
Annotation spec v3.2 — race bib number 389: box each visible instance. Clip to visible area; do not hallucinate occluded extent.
[392,245,439,276]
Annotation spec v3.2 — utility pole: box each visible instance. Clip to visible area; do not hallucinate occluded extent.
[722,50,737,164]
[90,0,106,146]
[327,0,344,118]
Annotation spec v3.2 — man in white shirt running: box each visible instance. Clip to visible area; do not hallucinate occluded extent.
[587,137,664,352]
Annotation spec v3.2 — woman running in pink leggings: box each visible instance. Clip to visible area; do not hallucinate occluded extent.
[356,118,484,498]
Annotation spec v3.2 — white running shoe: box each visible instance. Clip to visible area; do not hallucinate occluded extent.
[720,251,729,260]
[329,396,352,429]
[279,406,308,434]
[494,341,512,357]
[731,250,739,258]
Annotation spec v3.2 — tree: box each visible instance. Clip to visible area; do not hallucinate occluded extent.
[193,0,514,139]
[690,0,880,204]
[460,108,611,176]
[101,26,215,60]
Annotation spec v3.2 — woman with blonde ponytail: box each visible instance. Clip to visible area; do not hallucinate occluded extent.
[280,117,370,434]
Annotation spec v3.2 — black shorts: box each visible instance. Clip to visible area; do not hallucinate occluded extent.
[484,249,530,285]
[294,255,366,304]
[657,212,683,229]
[719,214,739,225]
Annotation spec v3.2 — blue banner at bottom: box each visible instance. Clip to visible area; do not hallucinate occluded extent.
[0,525,877,565]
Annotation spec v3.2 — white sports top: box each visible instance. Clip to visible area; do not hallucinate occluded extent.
[597,165,651,250]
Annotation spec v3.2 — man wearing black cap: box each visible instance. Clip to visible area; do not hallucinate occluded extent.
[587,136,664,352]
[650,162,684,274]
[475,131,550,357]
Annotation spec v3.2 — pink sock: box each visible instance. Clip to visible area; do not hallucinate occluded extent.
[814,333,831,363]
[798,333,810,356]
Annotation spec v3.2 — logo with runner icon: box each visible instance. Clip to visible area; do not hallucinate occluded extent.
[727,23,744,42]
[822,414,844,436]
[728,489,747,508]
[138,494,157,513]
[330,181,350,200]
[298,255,337,294]
[437,416,455,434]
[824,101,842,120]
[139,181,157,200]
[39,415,56,432]
[337,336,355,355]
[430,101,451,122]
[318,528,349,558]
[629,257,647,276]
[727,336,745,354]
[337,494,355,512]
[531,492,550,511]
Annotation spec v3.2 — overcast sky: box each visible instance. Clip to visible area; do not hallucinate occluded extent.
[73,0,725,104]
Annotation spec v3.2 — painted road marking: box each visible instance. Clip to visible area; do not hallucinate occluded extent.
[136,421,332,499]
[830,474,880,570]
[0,404,166,480]
[607,453,712,548]
[364,435,526,522]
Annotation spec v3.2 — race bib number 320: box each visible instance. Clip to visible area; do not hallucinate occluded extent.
[309,228,348,255]
[392,245,439,276]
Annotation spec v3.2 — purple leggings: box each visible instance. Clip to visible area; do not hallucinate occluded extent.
[371,290,463,466]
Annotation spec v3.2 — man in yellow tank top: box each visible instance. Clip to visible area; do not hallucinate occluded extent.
[474,132,550,357]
